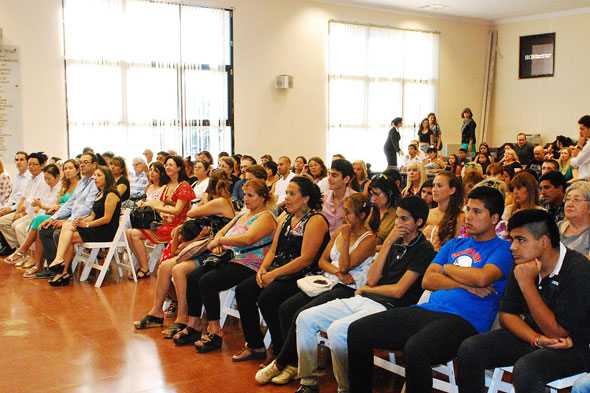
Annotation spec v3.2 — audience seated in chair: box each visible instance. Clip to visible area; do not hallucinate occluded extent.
[347,186,513,393]
[48,165,121,287]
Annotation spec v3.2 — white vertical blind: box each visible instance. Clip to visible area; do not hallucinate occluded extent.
[63,0,232,161]
[328,21,439,170]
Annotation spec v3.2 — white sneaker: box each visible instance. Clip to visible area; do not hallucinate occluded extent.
[255,359,282,384]
[271,365,298,385]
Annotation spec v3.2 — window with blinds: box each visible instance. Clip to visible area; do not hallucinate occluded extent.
[63,0,233,160]
[328,21,439,170]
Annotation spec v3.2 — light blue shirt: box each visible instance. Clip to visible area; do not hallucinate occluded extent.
[5,170,32,210]
[52,175,98,221]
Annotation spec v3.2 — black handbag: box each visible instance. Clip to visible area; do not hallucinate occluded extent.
[202,240,273,269]
[130,206,162,229]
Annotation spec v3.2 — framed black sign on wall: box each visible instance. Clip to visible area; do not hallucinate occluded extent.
[519,33,555,79]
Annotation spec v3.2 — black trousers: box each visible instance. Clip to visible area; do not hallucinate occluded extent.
[275,284,355,366]
[185,261,255,321]
[235,274,300,352]
[39,226,61,264]
[348,306,477,393]
[457,328,589,393]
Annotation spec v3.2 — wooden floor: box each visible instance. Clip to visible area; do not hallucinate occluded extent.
[0,259,410,393]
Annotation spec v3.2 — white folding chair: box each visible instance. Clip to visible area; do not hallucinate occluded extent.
[487,366,586,393]
[71,209,136,287]
[219,286,272,348]
[147,242,166,272]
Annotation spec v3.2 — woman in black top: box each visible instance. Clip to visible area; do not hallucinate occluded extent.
[428,112,442,151]
[48,166,121,286]
[461,107,477,152]
[234,176,330,357]
[384,117,402,167]
[418,117,433,154]
[110,156,130,201]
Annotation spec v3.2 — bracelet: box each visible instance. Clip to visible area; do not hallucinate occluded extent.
[441,264,447,276]
[576,145,583,150]
[531,333,542,347]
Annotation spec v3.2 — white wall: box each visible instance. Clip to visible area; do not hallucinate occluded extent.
[489,11,590,147]
[0,0,491,172]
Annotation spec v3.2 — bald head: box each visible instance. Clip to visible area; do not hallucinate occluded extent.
[533,146,545,162]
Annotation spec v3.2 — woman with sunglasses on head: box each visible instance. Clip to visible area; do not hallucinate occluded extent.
[254,193,378,384]
[369,175,401,248]
[423,171,464,252]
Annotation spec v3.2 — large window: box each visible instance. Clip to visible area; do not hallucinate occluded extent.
[63,0,233,160]
[328,21,439,170]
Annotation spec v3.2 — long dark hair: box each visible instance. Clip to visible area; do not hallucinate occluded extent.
[206,170,231,200]
[149,161,170,187]
[110,156,128,179]
[165,155,189,183]
[369,175,401,209]
[96,165,118,195]
[290,176,323,211]
[435,171,464,246]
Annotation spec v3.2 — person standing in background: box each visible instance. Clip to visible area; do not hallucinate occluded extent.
[514,133,535,167]
[384,117,403,168]
[461,108,477,153]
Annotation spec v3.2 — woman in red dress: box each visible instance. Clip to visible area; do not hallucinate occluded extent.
[126,156,195,279]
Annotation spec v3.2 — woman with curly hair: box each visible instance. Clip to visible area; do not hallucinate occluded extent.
[423,171,465,251]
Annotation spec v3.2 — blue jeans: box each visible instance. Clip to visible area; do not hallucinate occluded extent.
[573,374,590,393]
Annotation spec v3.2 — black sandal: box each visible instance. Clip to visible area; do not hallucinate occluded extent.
[162,322,187,339]
[173,327,202,346]
[134,314,164,329]
[49,271,71,287]
[129,268,150,280]
[232,346,267,362]
[195,332,223,353]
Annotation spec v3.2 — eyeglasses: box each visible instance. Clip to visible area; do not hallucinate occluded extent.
[564,197,589,205]
[79,160,91,165]
[28,162,40,167]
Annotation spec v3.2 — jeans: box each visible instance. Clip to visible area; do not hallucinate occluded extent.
[185,261,255,320]
[573,374,590,393]
[348,306,478,393]
[296,295,386,392]
[275,284,354,367]
[457,328,589,393]
[235,274,300,351]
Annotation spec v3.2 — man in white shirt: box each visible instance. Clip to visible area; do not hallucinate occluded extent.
[403,144,423,171]
[1,152,48,258]
[274,156,296,208]
[571,115,590,181]
[0,151,31,255]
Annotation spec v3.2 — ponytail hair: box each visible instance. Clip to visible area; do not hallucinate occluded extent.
[345,193,380,234]
[290,175,323,211]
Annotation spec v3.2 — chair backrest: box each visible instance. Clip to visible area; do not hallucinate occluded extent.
[417,290,431,305]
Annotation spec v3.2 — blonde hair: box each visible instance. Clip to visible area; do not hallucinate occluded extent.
[352,160,368,182]
[403,162,427,196]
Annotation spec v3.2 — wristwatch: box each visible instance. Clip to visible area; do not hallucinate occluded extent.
[441,264,447,276]
[86,222,90,228]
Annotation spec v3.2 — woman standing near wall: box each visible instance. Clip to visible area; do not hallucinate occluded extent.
[460,108,476,152]
[428,113,442,151]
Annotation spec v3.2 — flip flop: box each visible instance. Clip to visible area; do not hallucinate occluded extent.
[232,346,267,362]
[162,322,187,339]
[134,315,164,329]
[173,327,202,346]
[195,332,223,353]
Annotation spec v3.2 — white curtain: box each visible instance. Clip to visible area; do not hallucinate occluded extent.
[63,0,232,161]
[328,21,439,170]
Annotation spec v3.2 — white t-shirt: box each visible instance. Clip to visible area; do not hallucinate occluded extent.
[192,177,210,202]
[274,171,296,204]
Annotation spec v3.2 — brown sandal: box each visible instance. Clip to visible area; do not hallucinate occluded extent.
[232,346,267,362]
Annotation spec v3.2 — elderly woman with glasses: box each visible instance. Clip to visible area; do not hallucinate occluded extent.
[558,181,590,258]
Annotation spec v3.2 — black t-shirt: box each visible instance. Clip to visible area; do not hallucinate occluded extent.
[500,248,590,346]
[363,232,436,308]
[419,129,432,144]
[526,159,543,178]
[116,177,130,201]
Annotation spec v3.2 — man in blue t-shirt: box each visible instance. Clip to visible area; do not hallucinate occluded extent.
[347,186,514,393]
